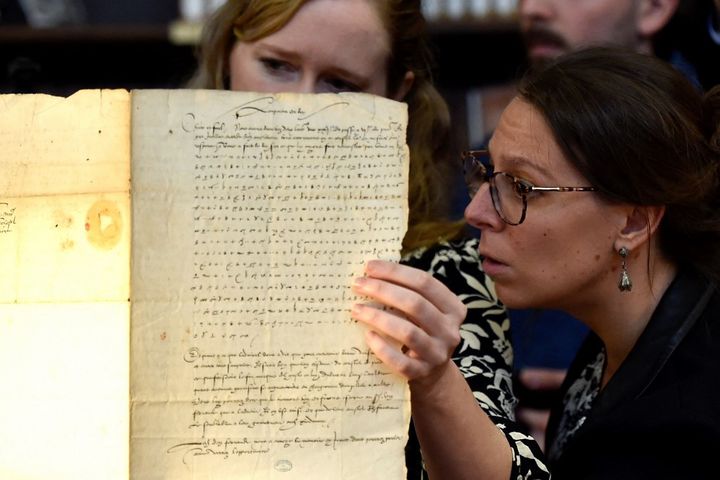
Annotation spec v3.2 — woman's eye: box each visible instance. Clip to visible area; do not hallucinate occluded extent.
[260,58,295,76]
[514,179,535,196]
[323,77,360,93]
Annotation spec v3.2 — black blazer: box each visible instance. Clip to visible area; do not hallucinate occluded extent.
[546,269,720,479]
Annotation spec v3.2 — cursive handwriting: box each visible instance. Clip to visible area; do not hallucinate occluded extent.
[178,94,408,468]
[0,202,16,234]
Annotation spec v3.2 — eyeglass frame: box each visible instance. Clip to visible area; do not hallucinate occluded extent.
[462,149,598,226]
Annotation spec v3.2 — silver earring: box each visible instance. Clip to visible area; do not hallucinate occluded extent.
[618,247,632,292]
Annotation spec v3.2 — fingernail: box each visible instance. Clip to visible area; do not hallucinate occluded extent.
[353,277,368,289]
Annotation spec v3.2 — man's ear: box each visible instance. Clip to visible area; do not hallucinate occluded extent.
[637,0,679,38]
[614,205,665,252]
[392,71,415,102]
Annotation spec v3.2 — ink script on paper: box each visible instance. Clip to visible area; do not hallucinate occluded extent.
[129,90,410,479]
[0,89,410,480]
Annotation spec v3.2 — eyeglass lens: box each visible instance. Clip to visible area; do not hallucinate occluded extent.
[464,152,526,225]
[491,173,526,225]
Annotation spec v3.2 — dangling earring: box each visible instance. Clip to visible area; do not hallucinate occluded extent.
[618,247,632,292]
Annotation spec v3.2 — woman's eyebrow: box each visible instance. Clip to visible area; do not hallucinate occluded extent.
[501,154,554,179]
[254,42,301,63]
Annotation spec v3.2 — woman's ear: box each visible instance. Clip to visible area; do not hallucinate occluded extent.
[614,205,665,252]
[637,0,679,38]
[392,71,415,101]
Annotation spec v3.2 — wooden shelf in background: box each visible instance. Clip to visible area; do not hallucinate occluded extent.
[0,25,169,43]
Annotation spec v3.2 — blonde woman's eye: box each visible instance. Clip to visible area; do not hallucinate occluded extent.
[323,77,360,93]
[260,58,295,75]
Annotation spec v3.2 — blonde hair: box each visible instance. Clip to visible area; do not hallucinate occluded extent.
[189,0,465,253]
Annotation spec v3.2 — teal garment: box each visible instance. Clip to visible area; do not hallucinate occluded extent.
[510,309,588,371]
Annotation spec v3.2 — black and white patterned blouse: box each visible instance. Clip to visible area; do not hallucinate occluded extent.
[402,237,550,480]
[548,350,605,462]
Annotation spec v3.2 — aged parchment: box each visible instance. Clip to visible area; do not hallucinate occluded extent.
[130,90,410,480]
[0,90,131,480]
[0,89,410,480]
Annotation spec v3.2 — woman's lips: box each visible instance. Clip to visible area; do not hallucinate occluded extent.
[480,254,509,277]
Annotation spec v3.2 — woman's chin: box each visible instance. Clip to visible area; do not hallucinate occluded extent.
[494,284,537,310]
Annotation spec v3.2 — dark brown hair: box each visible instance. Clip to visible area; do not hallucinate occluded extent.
[189,0,463,253]
[518,47,720,280]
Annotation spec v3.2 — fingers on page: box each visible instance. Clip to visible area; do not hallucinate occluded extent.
[364,260,466,318]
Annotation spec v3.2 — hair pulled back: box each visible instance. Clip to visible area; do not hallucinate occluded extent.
[518,47,720,281]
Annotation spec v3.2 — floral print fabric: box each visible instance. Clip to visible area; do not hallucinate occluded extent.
[548,350,604,462]
[403,237,549,480]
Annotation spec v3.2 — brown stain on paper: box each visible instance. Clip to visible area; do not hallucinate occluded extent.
[52,210,73,229]
[52,210,76,251]
[85,200,122,250]
[60,239,75,251]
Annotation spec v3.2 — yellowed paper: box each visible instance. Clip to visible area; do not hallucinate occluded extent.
[129,90,410,480]
[0,90,131,480]
[0,89,410,480]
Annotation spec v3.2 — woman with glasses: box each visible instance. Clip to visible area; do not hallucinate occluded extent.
[190,1,546,478]
[353,47,720,479]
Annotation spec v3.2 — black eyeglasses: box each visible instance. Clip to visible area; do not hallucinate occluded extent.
[462,149,598,225]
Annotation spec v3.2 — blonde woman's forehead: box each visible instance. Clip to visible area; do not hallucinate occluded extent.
[252,0,390,68]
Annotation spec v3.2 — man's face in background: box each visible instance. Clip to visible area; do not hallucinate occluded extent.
[519,0,644,63]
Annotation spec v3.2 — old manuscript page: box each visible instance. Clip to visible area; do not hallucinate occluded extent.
[0,90,130,479]
[130,90,410,479]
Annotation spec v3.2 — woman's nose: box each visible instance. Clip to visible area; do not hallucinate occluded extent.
[290,76,315,94]
[464,183,503,231]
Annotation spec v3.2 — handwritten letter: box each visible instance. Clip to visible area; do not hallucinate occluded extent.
[0,203,16,234]
[130,91,410,479]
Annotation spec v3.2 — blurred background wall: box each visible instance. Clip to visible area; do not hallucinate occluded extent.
[0,0,524,152]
